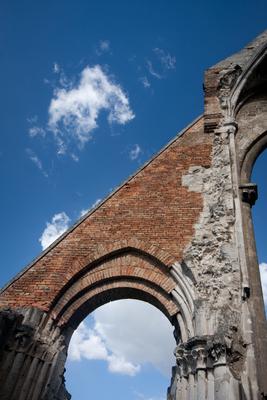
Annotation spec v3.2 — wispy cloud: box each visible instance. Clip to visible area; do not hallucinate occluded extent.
[80,198,102,217]
[68,300,175,376]
[70,153,79,162]
[26,148,48,177]
[79,210,87,218]
[28,126,46,137]
[153,48,176,70]
[53,62,60,74]
[146,48,176,80]
[96,40,111,55]
[31,65,134,156]
[146,60,162,79]
[140,76,151,88]
[28,115,46,138]
[39,212,70,250]
[129,144,142,161]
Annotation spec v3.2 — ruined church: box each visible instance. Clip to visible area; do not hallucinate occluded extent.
[0,31,267,399]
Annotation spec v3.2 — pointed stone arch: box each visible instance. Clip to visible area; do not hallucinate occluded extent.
[235,62,267,395]
[50,247,182,327]
[230,40,267,117]
[0,246,193,400]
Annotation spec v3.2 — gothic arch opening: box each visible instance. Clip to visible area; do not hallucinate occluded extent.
[0,247,193,400]
[234,65,267,393]
[235,77,267,317]
[65,299,177,400]
[51,247,190,332]
[49,247,195,400]
[53,247,188,399]
[229,41,267,117]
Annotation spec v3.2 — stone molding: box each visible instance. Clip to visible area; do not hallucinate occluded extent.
[174,334,246,379]
[217,65,243,110]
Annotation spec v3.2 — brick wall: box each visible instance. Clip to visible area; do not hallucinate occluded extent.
[0,116,212,312]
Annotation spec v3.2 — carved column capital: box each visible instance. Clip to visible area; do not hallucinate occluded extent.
[215,120,238,137]
[175,337,217,375]
[174,334,244,374]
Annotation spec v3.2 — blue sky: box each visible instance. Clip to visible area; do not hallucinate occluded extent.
[1,1,267,399]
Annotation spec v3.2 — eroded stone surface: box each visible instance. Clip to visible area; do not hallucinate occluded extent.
[182,133,240,314]
[0,308,70,400]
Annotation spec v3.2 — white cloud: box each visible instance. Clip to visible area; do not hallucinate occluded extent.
[68,322,108,361]
[146,60,162,79]
[107,354,140,376]
[79,209,88,218]
[70,153,79,162]
[140,76,151,88]
[26,148,48,177]
[28,116,46,138]
[39,212,70,250]
[68,300,175,377]
[80,198,102,217]
[28,126,46,138]
[53,63,60,74]
[96,40,111,55]
[129,144,142,160]
[94,300,175,375]
[27,115,38,124]
[47,65,134,153]
[68,320,140,376]
[259,263,267,310]
[58,70,71,89]
[146,48,176,81]
[92,198,102,207]
[153,48,176,70]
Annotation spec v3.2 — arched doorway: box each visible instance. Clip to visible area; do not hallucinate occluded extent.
[0,247,191,400]
[232,48,267,396]
[65,299,176,400]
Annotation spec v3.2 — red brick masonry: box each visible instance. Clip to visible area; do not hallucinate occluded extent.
[0,117,212,314]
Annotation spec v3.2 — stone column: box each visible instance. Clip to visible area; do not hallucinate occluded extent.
[168,335,245,400]
[0,308,70,400]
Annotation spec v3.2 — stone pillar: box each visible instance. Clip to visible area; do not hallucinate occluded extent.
[0,308,70,400]
[168,336,245,400]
